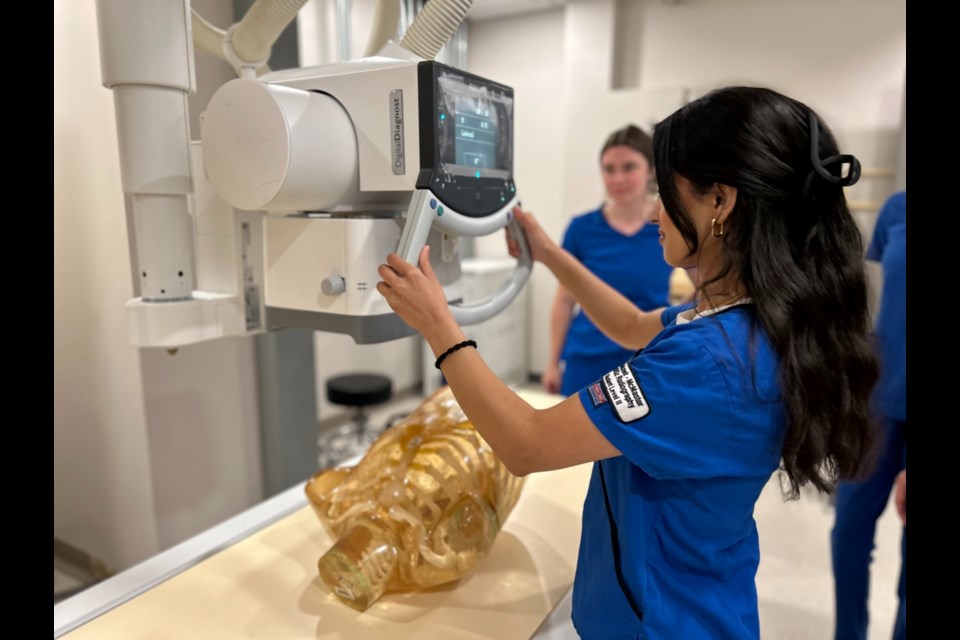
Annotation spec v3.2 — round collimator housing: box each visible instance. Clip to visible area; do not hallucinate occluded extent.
[201,78,358,213]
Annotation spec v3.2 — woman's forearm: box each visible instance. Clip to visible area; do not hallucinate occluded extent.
[425,334,618,475]
[549,288,575,366]
[375,243,630,474]
[422,324,540,475]
[542,245,662,350]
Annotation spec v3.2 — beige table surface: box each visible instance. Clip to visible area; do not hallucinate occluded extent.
[63,390,591,640]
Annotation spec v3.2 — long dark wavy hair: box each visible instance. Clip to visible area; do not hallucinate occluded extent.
[653,87,879,498]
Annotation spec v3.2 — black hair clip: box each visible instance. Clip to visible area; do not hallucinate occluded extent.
[802,112,862,198]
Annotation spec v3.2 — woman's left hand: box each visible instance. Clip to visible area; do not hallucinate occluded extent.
[377,246,457,340]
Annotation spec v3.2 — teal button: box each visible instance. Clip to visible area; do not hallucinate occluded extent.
[437,206,444,216]
[475,171,481,178]
[440,114,446,120]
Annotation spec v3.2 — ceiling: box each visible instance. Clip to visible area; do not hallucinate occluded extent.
[468,0,572,22]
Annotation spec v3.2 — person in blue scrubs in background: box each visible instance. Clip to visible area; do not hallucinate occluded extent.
[377,87,880,639]
[832,191,907,640]
[543,125,674,396]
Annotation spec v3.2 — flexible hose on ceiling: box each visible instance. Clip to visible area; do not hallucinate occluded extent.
[399,0,472,61]
[231,0,309,64]
[192,10,227,60]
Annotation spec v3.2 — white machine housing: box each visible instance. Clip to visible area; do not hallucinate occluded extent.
[262,215,464,343]
[199,52,530,343]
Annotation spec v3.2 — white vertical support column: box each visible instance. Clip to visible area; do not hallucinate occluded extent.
[55,0,160,574]
[96,0,196,302]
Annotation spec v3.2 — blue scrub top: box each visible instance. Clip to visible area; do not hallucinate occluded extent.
[561,208,673,362]
[572,303,784,639]
[867,192,906,422]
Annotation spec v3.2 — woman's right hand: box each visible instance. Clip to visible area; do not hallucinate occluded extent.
[541,363,562,395]
[376,247,460,344]
[507,206,558,264]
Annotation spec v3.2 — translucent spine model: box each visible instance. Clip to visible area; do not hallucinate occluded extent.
[305,386,524,611]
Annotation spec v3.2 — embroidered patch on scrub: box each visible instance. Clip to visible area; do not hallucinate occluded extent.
[587,382,607,407]
[601,364,650,423]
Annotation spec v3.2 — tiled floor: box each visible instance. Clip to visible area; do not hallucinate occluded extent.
[756,479,902,640]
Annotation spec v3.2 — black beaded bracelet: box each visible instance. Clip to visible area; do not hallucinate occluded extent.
[435,339,477,370]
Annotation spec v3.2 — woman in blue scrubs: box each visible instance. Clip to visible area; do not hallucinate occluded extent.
[377,86,879,639]
[544,125,674,397]
[831,191,907,640]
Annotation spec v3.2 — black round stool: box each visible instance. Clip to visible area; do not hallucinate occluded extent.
[317,373,392,468]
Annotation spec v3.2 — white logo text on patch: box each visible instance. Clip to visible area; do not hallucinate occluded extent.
[601,364,650,423]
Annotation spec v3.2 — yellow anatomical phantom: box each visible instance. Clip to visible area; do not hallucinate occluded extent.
[305,386,525,611]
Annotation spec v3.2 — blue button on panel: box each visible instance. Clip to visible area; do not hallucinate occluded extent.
[429,198,437,209]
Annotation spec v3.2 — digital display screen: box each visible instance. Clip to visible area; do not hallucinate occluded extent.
[436,71,512,180]
[419,62,514,217]
[453,96,499,170]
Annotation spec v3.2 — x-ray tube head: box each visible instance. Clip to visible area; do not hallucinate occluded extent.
[201,79,360,213]
[197,58,529,340]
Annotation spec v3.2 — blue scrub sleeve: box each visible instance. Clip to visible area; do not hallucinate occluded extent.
[660,301,696,327]
[578,329,736,480]
[868,193,905,262]
[867,204,889,262]
[561,218,581,258]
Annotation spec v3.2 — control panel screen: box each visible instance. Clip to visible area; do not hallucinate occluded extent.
[436,70,512,180]
[418,62,515,217]
[453,96,500,170]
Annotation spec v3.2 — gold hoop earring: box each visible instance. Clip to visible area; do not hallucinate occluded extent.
[711,218,725,238]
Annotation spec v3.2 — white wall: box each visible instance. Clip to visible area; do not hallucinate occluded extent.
[55,0,264,572]
[635,0,906,131]
[467,7,568,374]
[54,0,159,571]
[467,0,906,373]
[140,340,263,550]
